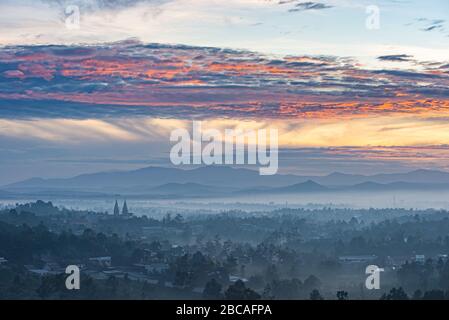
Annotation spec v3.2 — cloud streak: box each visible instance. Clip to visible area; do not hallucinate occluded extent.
[287,1,333,13]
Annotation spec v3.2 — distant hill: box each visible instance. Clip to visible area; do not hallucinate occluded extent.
[311,169,449,186]
[0,189,14,197]
[270,180,329,193]
[4,166,449,197]
[343,181,449,192]
[241,179,449,195]
[4,166,300,192]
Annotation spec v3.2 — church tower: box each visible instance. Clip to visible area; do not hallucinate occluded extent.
[122,200,129,216]
[113,200,120,216]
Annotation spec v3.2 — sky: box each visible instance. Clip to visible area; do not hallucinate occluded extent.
[0,0,448,184]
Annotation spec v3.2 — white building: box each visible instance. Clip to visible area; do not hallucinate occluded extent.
[414,255,425,264]
[338,255,377,264]
[89,256,112,268]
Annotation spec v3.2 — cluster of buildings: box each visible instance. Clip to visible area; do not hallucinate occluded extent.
[338,254,449,270]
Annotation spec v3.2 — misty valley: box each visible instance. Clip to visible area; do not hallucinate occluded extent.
[1,197,449,300]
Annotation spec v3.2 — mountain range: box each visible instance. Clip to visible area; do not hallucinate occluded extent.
[2,166,449,198]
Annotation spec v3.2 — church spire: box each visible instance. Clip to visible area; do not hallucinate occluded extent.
[113,200,120,216]
[122,200,129,215]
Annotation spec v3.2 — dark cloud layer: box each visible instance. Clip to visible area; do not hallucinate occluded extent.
[0,40,448,120]
[378,54,413,62]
